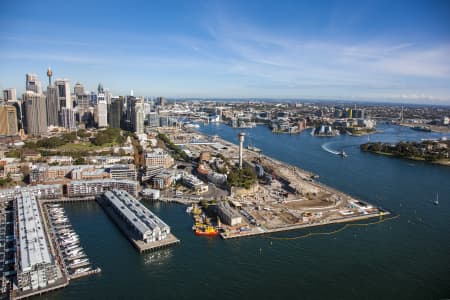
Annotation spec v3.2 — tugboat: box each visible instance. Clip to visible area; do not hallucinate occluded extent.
[194,225,219,236]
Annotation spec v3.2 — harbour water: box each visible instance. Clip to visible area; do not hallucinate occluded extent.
[46,124,450,299]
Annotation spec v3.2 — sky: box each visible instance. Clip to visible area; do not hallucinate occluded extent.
[0,0,450,104]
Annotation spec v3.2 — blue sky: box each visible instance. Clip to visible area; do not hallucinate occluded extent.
[1,0,450,104]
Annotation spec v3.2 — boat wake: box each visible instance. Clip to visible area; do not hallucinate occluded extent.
[321,142,340,155]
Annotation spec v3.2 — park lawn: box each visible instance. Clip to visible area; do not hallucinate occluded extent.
[56,142,110,151]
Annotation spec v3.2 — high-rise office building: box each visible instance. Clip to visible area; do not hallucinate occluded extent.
[23,91,47,135]
[123,96,135,131]
[96,94,108,128]
[74,82,84,96]
[60,107,76,131]
[26,73,42,94]
[90,92,97,106]
[8,100,23,130]
[156,97,166,107]
[0,105,18,136]
[132,98,144,134]
[104,88,112,105]
[46,86,59,127]
[3,88,17,102]
[110,98,123,129]
[76,92,90,110]
[55,79,71,110]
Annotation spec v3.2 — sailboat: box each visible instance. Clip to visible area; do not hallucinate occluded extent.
[433,193,439,205]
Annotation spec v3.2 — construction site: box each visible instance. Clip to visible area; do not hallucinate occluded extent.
[162,127,389,239]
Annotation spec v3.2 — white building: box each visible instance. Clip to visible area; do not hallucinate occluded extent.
[60,107,76,131]
[218,201,242,226]
[96,95,108,128]
[15,190,60,291]
[55,79,71,109]
[133,98,144,134]
[102,189,170,243]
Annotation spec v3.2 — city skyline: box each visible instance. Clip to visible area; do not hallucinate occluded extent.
[1,0,450,104]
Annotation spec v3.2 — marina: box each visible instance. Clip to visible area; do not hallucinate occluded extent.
[44,203,101,280]
[0,193,101,300]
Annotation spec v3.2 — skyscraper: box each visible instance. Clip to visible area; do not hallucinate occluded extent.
[55,79,71,110]
[104,88,112,104]
[96,94,108,128]
[124,95,135,131]
[0,105,18,136]
[74,82,84,96]
[76,92,90,110]
[8,100,23,130]
[110,97,123,129]
[23,91,47,135]
[45,67,59,127]
[46,86,59,127]
[90,91,98,106]
[3,88,17,102]
[60,107,76,131]
[132,98,144,134]
[26,73,42,94]
[156,97,166,107]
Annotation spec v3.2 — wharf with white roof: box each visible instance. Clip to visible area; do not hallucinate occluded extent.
[97,189,179,253]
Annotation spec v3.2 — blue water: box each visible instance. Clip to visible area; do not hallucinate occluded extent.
[46,124,450,300]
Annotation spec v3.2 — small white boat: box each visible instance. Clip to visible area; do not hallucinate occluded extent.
[73,267,91,274]
[434,193,439,205]
[339,151,348,158]
[69,258,89,267]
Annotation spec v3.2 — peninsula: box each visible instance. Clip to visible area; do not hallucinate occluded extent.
[360,140,450,166]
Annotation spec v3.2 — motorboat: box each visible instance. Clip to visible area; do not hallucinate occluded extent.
[72,267,91,275]
[339,151,348,158]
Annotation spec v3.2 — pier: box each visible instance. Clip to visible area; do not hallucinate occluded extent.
[220,211,391,239]
[97,190,180,253]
